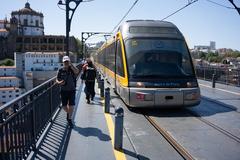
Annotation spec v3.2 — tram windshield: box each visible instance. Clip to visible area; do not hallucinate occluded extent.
[125,38,195,78]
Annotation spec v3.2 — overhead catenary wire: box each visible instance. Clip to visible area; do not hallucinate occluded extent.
[206,0,235,9]
[85,34,110,41]
[111,0,139,33]
[161,0,198,21]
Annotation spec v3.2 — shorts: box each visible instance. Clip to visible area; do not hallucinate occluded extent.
[61,90,76,106]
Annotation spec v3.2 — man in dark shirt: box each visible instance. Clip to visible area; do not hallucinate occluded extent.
[81,59,96,104]
[56,56,79,127]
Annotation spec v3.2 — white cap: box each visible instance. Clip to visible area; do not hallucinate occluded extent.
[62,56,70,62]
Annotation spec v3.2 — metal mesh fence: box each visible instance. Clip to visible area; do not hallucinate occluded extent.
[195,67,240,87]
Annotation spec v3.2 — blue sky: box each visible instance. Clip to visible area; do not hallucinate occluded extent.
[1,0,240,50]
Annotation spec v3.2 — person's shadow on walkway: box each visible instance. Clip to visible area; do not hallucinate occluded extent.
[74,126,111,141]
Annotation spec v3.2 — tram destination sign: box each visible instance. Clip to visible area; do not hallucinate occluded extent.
[129,26,178,34]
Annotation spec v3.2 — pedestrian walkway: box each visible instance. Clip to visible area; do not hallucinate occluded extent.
[28,79,137,160]
[198,79,240,112]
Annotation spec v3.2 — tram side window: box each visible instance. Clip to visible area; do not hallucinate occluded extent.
[105,48,108,67]
[116,41,125,77]
[108,43,115,72]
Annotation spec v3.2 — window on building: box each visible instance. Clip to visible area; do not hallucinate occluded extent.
[24,38,31,43]
[2,96,6,98]
[16,37,23,43]
[36,20,39,27]
[24,19,28,25]
[56,39,63,43]
[9,95,12,98]
[32,38,39,43]
[16,95,19,97]
[49,38,55,43]
[49,46,55,50]
[41,45,47,51]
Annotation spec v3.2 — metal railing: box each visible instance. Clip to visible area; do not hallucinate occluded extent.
[0,77,61,160]
[195,67,240,87]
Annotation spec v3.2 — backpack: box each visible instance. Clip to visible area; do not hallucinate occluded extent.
[85,67,96,81]
[68,68,77,87]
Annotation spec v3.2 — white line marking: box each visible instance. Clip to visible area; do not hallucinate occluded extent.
[199,83,240,96]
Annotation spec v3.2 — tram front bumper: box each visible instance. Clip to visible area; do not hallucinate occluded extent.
[129,88,200,107]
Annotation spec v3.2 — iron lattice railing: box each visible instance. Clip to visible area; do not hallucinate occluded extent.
[195,66,240,87]
[0,77,61,160]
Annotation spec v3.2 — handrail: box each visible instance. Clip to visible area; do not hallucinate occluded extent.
[0,63,82,160]
[195,66,240,87]
[0,76,57,112]
[0,76,61,160]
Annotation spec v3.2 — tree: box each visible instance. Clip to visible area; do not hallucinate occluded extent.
[199,51,206,59]
[0,58,14,66]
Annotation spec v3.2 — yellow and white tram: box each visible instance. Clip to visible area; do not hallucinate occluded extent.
[93,20,200,107]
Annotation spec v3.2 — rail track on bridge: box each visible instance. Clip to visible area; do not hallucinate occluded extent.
[143,114,195,160]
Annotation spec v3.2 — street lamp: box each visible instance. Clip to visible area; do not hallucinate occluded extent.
[228,0,240,15]
[58,0,83,56]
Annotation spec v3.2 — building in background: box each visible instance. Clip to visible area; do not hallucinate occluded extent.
[210,41,216,51]
[0,2,77,60]
[15,35,77,53]
[0,17,18,59]
[193,41,216,52]
[11,2,44,36]
[0,66,16,76]
[0,19,11,30]
[0,28,9,37]
[0,2,79,105]
[15,51,76,91]
[24,52,61,71]
[0,66,25,106]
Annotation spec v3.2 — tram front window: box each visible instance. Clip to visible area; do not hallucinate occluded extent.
[125,39,194,79]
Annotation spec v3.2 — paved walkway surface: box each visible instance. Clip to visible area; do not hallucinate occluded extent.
[28,79,137,160]
[27,78,240,160]
[198,79,240,111]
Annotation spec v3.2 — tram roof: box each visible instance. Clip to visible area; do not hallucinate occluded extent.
[118,20,184,39]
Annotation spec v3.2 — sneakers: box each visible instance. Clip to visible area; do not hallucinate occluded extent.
[66,113,69,121]
[68,119,73,128]
[67,114,73,128]
[87,99,90,104]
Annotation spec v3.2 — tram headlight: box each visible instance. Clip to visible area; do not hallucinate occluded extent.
[186,81,198,88]
[129,82,145,88]
[184,90,200,100]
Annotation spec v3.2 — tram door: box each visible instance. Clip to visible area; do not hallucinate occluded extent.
[114,40,117,92]
[114,40,121,93]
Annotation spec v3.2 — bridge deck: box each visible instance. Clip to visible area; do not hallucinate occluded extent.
[198,79,240,111]
[28,79,136,160]
[27,79,240,160]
